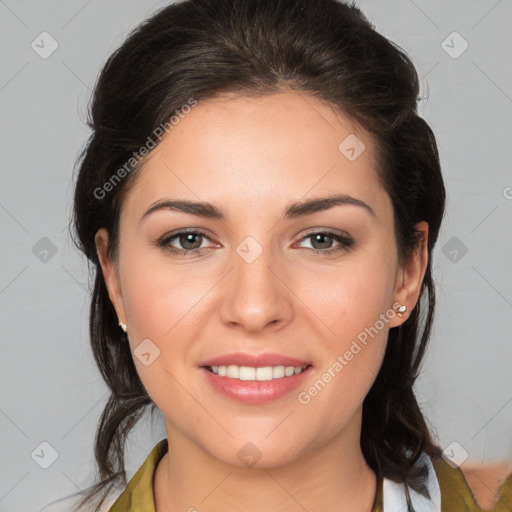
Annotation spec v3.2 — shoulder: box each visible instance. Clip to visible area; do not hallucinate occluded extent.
[41,440,168,512]
[430,456,512,511]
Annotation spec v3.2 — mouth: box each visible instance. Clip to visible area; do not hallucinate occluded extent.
[203,364,313,381]
[200,363,314,404]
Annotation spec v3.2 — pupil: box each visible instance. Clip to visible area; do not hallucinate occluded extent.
[313,234,331,249]
[181,233,201,249]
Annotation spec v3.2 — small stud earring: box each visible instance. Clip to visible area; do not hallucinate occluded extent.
[396,305,407,318]
[118,320,127,333]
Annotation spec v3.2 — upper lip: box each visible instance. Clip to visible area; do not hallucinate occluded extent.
[200,352,312,368]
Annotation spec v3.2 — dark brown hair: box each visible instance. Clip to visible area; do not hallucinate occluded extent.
[70,0,446,510]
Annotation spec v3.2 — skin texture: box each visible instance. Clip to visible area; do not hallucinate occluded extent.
[95,91,429,511]
[460,463,512,511]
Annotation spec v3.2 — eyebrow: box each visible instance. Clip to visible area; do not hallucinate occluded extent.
[140,193,376,223]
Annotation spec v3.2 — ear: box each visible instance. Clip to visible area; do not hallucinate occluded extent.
[388,221,429,328]
[94,228,127,325]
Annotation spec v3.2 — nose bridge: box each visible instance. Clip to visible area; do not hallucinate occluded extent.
[233,233,279,299]
[219,233,292,330]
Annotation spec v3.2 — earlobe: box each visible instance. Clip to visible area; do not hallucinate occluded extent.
[94,228,127,324]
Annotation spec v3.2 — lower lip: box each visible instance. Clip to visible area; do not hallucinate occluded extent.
[200,366,313,405]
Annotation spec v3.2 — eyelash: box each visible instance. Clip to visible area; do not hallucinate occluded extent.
[157,228,355,257]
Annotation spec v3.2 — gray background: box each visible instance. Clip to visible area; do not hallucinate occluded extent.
[0,1,511,510]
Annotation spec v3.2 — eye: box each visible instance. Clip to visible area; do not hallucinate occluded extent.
[158,229,214,256]
[296,230,354,254]
[157,228,354,257]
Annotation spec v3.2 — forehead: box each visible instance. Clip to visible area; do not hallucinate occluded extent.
[121,91,389,222]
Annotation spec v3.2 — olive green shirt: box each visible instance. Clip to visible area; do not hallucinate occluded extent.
[109,439,512,512]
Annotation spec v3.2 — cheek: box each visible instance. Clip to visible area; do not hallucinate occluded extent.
[307,341,387,439]
[302,288,390,435]
[311,258,397,343]
[119,264,199,413]
[299,253,394,410]
[118,252,218,395]
[119,247,208,340]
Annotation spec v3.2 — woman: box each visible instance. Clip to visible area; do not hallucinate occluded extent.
[42,0,512,510]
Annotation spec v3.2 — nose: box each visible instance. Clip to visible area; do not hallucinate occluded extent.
[219,238,294,334]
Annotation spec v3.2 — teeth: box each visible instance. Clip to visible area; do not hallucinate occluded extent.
[208,364,308,381]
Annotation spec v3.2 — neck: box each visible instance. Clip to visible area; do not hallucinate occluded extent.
[154,412,378,512]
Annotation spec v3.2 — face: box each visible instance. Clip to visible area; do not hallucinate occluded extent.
[96,91,428,468]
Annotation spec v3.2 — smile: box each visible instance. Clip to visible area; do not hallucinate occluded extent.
[207,364,310,381]
[201,364,313,404]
